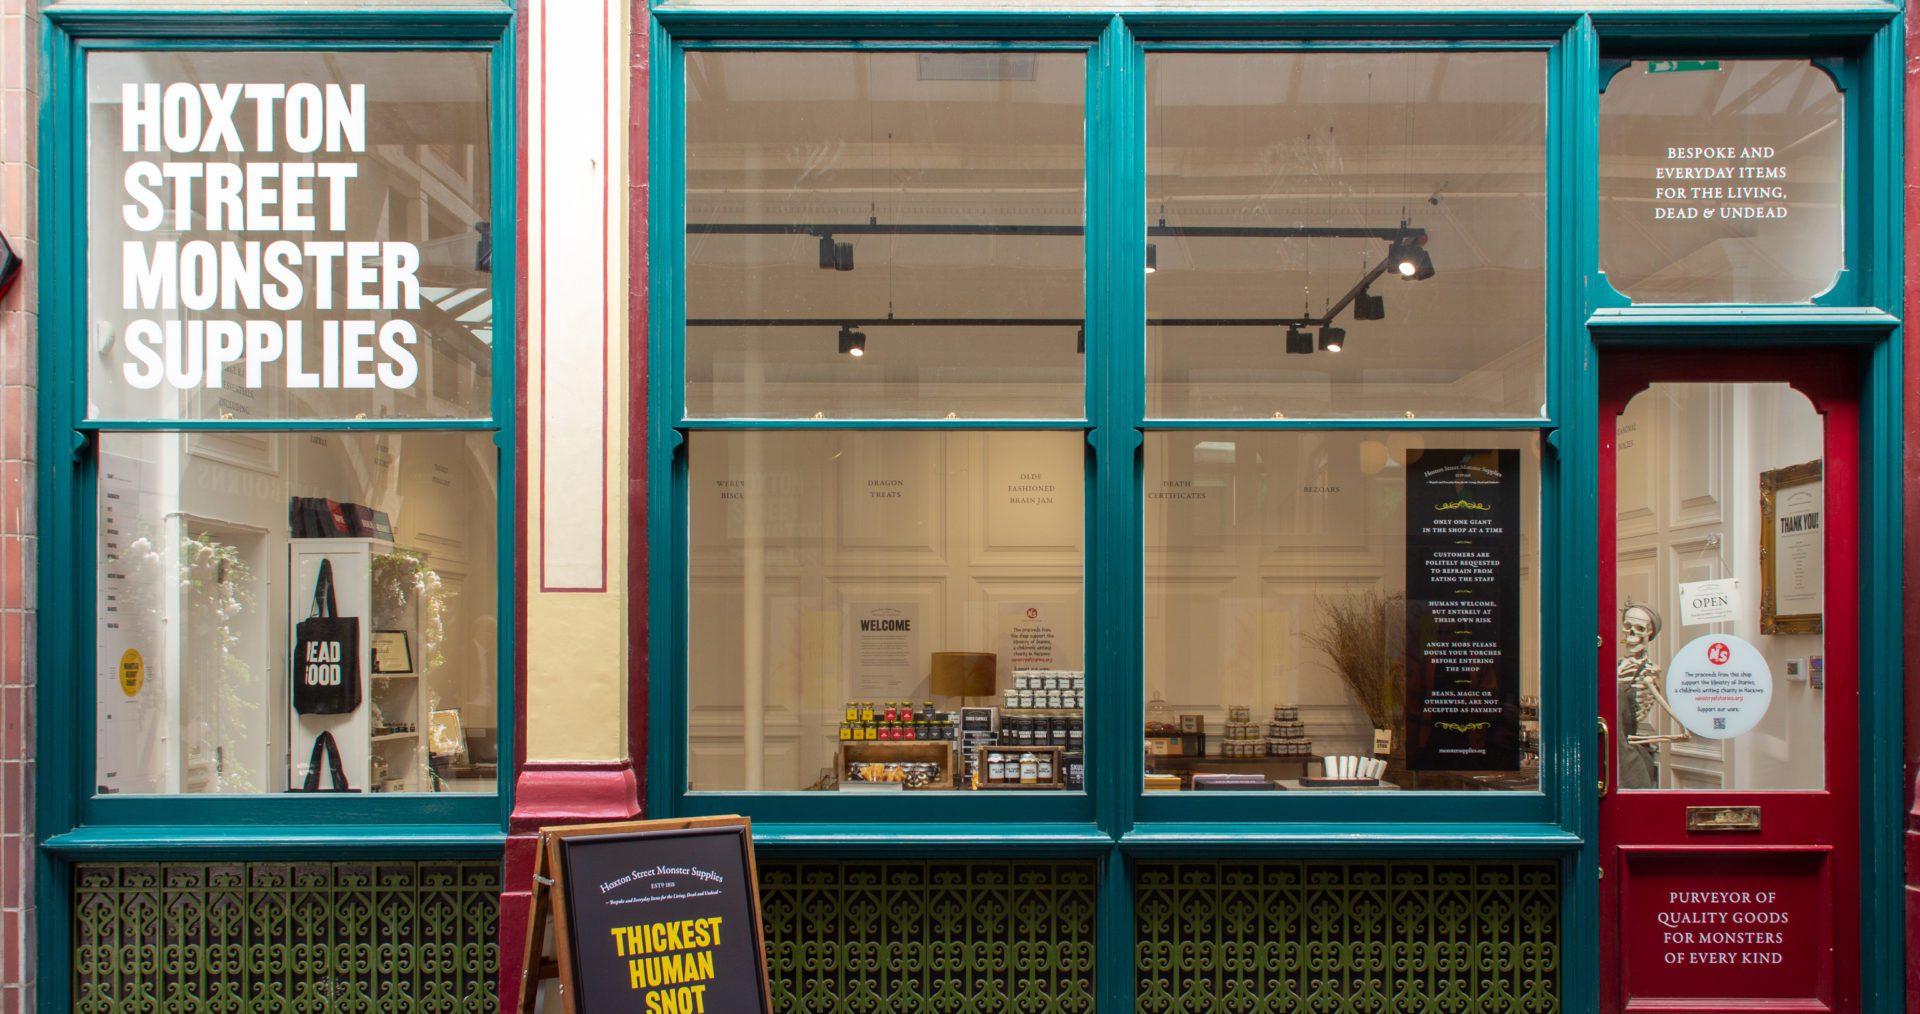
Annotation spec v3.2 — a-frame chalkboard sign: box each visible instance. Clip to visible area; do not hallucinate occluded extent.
[517,816,772,1014]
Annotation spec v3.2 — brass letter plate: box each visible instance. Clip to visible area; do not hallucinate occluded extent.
[1687,805,1761,832]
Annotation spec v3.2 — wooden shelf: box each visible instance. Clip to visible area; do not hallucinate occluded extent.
[974,745,1067,790]
[839,741,955,790]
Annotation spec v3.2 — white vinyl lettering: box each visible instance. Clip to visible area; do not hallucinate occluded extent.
[114,78,435,396]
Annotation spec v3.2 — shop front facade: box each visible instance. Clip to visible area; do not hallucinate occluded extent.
[1,0,1916,1011]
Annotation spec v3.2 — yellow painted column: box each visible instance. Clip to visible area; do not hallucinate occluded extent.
[523,0,632,766]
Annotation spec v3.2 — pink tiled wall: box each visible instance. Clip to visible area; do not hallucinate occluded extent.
[0,1,36,1012]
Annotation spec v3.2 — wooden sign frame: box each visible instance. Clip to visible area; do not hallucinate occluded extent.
[517,815,771,1014]
[1759,457,1824,635]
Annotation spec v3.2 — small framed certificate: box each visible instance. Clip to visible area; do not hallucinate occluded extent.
[371,629,414,674]
[1760,459,1823,635]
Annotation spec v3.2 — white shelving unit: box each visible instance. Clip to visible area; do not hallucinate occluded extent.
[287,538,429,793]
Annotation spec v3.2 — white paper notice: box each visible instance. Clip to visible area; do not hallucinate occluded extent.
[1678,578,1739,626]
[997,600,1082,685]
[1773,480,1823,618]
[97,452,168,794]
[849,603,923,699]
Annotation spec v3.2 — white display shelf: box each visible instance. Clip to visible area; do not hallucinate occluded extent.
[287,538,429,794]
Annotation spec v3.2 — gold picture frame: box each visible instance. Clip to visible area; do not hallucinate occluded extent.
[1759,458,1823,635]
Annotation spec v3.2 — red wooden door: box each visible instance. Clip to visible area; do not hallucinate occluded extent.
[1598,349,1860,1013]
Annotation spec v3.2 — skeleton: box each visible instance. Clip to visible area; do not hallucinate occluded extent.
[1616,602,1690,746]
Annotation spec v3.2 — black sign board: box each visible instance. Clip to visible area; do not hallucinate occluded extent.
[518,817,771,1014]
[1403,448,1522,771]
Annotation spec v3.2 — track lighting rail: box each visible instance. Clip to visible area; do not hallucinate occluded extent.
[684,222,1431,352]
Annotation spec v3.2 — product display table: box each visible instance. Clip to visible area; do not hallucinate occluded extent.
[1147,754,1320,789]
[1276,778,1401,791]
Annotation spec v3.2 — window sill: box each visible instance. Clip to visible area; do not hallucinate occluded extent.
[41,824,507,858]
[748,823,1114,855]
[1121,822,1583,856]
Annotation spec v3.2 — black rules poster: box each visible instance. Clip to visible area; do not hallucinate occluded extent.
[558,826,768,1014]
[1403,448,1522,771]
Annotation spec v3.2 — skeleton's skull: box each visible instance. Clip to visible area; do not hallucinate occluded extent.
[1620,604,1661,658]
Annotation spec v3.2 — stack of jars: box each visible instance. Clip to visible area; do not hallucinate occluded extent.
[838,700,958,742]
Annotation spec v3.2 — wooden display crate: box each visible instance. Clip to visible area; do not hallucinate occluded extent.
[974,745,1067,789]
[838,740,955,790]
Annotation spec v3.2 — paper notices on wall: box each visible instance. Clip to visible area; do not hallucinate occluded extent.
[96,452,168,793]
[848,603,923,700]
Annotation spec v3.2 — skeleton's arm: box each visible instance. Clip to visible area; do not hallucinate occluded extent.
[1627,677,1693,746]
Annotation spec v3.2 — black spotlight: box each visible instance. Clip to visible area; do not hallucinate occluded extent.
[1284,325,1313,355]
[1145,243,1158,274]
[819,235,854,271]
[1390,236,1433,280]
[1405,246,1434,281]
[1318,326,1345,353]
[1353,290,1385,321]
[1389,237,1419,278]
[838,324,867,358]
[1076,326,1085,355]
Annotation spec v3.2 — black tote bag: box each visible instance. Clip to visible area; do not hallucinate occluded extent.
[293,558,361,714]
[290,731,357,793]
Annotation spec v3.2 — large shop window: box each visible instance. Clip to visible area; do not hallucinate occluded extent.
[676,45,1555,804]
[682,49,1088,796]
[1141,51,1547,794]
[685,50,1084,420]
[1146,51,1546,420]
[82,50,504,798]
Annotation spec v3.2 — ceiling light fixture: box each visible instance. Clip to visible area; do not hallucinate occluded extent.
[1284,325,1313,355]
[1318,326,1345,353]
[1390,234,1434,281]
[838,324,867,357]
[1145,243,1158,274]
[819,235,855,271]
[1352,290,1385,321]
[1076,326,1085,355]
[1390,238,1419,277]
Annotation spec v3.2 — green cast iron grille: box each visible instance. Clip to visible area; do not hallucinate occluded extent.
[758,860,1098,1013]
[1135,862,1559,1014]
[73,861,500,1014]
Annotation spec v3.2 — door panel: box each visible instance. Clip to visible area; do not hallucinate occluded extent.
[1599,350,1859,1013]
[1619,847,1834,1010]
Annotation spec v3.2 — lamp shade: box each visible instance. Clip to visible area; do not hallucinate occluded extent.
[931,651,996,697]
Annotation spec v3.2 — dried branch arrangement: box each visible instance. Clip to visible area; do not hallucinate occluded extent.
[1304,589,1406,730]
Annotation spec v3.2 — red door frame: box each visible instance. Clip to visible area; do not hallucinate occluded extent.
[1597,348,1862,1013]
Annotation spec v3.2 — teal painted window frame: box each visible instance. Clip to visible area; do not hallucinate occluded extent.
[651,13,1586,835]
[33,9,519,847]
[647,7,1905,1012]
[36,13,521,1009]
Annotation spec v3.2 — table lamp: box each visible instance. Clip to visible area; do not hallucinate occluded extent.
[931,651,996,709]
